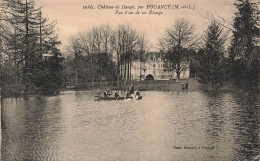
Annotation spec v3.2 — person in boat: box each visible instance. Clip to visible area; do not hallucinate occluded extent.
[135,90,141,99]
[185,80,189,90]
[124,89,130,99]
[182,83,185,91]
[104,89,111,97]
[114,92,119,98]
[129,83,134,97]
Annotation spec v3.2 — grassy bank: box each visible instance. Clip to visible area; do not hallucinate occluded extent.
[3,78,258,98]
[69,78,201,92]
[71,78,259,93]
[130,78,200,92]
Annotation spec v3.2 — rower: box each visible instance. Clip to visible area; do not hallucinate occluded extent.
[104,89,111,97]
[114,92,119,97]
[181,83,185,91]
[129,83,134,97]
[136,91,140,96]
[124,89,130,99]
[185,80,189,90]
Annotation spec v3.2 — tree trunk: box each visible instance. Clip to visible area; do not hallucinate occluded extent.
[120,57,122,82]
[139,60,142,81]
[75,69,78,87]
[124,55,127,85]
[129,58,132,82]
[24,0,29,96]
[117,54,120,88]
[90,56,94,87]
[39,11,42,58]
[127,56,130,83]
[99,53,102,86]
[176,63,180,82]
[105,73,108,86]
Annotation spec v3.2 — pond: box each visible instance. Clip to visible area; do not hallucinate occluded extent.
[1,91,259,160]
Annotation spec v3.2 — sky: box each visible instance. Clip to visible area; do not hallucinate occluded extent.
[35,0,236,53]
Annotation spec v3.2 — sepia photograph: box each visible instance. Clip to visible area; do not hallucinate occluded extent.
[0,0,259,160]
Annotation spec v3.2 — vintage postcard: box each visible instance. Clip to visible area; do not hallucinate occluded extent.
[0,0,259,160]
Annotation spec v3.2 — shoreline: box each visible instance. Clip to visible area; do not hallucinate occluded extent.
[2,78,258,98]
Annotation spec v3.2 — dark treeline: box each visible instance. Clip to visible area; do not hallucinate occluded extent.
[158,0,259,90]
[1,0,259,97]
[195,0,259,90]
[0,0,63,97]
[63,24,149,88]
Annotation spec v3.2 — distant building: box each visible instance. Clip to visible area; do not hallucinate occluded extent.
[131,52,190,80]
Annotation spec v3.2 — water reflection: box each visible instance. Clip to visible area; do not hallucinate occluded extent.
[1,91,259,160]
[230,91,259,160]
[2,97,63,160]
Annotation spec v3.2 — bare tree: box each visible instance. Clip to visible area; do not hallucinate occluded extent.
[65,24,147,88]
[76,31,96,86]
[67,36,82,87]
[100,24,113,85]
[66,25,116,87]
[111,25,139,86]
[160,18,200,82]
[136,32,150,81]
[111,25,124,87]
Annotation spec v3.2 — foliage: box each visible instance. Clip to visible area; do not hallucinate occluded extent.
[230,0,259,84]
[0,0,63,96]
[196,21,228,85]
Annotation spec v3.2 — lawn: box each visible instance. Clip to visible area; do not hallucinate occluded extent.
[73,78,200,92]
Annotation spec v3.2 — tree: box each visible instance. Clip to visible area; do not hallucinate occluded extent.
[77,30,98,86]
[0,0,63,96]
[230,0,259,83]
[160,18,199,82]
[0,0,40,95]
[136,33,150,81]
[196,21,228,85]
[100,24,114,84]
[33,10,63,94]
[65,24,147,88]
[92,25,114,85]
[66,36,83,87]
[66,25,117,87]
[0,0,11,61]
[111,25,139,86]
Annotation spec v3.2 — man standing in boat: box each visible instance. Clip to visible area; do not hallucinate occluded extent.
[185,80,189,90]
[129,83,135,97]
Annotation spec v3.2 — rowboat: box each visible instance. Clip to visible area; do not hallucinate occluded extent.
[95,95,142,100]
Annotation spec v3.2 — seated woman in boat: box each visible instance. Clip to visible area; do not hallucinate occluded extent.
[114,92,119,98]
[181,83,185,91]
[124,89,130,99]
[135,90,141,99]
